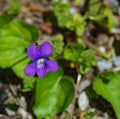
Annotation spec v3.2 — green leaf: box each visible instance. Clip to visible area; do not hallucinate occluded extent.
[87,5,114,30]
[22,77,36,92]
[0,36,29,68]
[102,7,114,29]
[0,14,14,27]
[50,34,64,59]
[64,43,84,61]
[12,58,36,91]
[52,0,86,36]
[0,19,39,91]
[33,68,74,118]
[0,19,39,68]
[7,0,21,14]
[52,0,71,13]
[77,38,86,48]
[74,0,84,5]
[66,13,86,36]
[92,7,114,30]
[58,14,72,28]
[79,49,97,74]
[88,0,101,16]
[22,22,39,40]
[0,20,35,41]
[93,71,120,119]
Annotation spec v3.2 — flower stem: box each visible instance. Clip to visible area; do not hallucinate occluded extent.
[70,74,81,119]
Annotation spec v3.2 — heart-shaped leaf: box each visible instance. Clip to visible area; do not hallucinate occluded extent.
[93,71,120,119]
[33,68,74,118]
[0,19,39,68]
[0,19,39,91]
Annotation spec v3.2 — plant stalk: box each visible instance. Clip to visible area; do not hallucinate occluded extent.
[70,74,81,119]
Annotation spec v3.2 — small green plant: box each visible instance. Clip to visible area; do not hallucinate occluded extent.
[0,0,119,119]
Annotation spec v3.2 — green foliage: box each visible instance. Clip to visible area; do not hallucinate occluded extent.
[50,34,64,59]
[52,0,86,36]
[0,0,117,118]
[0,14,14,27]
[33,68,74,118]
[0,20,37,42]
[66,13,86,36]
[63,44,96,74]
[52,0,114,36]
[78,49,97,74]
[0,20,27,68]
[12,58,37,91]
[0,19,39,91]
[22,22,39,40]
[0,36,28,67]
[77,38,86,48]
[93,71,120,119]
[64,43,84,61]
[7,0,22,14]
[0,20,39,68]
[52,0,71,13]
[86,1,114,30]
[88,0,101,16]
[73,0,84,5]
[101,7,115,30]
[0,18,75,119]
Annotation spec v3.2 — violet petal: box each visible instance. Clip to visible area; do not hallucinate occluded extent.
[27,44,40,61]
[37,67,47,77]
[24,62,37,76]
[45,60,58,72]
[39,42,53,58]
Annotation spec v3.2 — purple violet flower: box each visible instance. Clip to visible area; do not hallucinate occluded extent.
[24,41,58,77]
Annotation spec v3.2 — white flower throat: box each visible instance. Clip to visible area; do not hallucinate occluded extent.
[37,58,45,68]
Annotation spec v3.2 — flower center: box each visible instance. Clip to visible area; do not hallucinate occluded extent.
[37,58,45,68]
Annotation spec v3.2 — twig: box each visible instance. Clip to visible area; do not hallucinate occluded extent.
[70,74,81,119]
